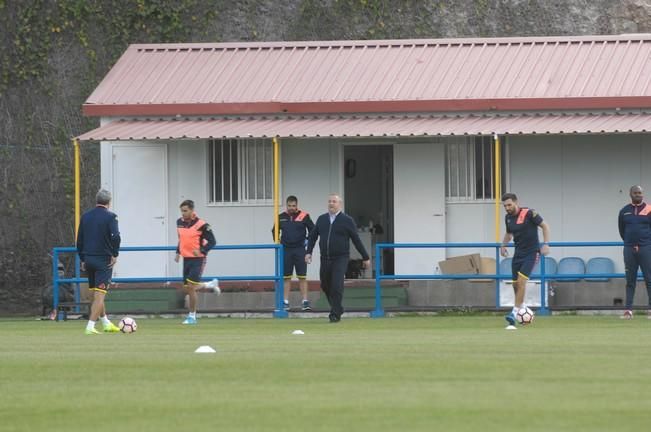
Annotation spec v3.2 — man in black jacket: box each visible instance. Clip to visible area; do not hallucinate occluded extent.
[272,195,315,311]
[618,185,651,319]
[306,194,369,322]
[76,189,121,335]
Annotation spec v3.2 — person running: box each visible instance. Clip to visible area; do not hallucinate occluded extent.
[175,199,219,325]
[500,192,551,328]
[272,195,315,311]
[618,185,651,319]
[76,189,122,335]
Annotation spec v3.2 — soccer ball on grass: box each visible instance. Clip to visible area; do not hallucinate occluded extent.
[516,307,535,325]
[118,317,137,333]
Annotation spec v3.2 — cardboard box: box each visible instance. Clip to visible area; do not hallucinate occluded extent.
[472,257,497,282]
[438,253,481,275]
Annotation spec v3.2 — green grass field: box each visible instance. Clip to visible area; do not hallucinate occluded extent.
[2,315,651,432]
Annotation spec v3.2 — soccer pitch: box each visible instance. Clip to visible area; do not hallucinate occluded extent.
[2,315,651,432]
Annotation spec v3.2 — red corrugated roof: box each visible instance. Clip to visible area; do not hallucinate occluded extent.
[76,112,651,141]
[84,35,651,117]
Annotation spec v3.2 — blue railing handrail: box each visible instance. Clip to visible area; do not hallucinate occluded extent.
[377,273,626,280]
[381,241,625,248]
[370,240,629,319]
[53,244,278,252]
[55,241,631,319]
[52,243,287,318]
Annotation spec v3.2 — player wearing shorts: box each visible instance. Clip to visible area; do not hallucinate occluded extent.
[500,193,551,327]
[76,189,122,335]
[272,195,315,311]
[175,200,218,325]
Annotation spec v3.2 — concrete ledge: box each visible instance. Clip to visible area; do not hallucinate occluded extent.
[195,291,322,310]
[406,280,496,307]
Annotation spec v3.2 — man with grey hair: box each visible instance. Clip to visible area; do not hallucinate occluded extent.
[618,185,651,319]
[76,189,121,334]
[306,194,369,323]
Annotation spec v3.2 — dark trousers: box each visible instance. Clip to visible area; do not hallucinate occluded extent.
[624,245,651,309]
[320,255,349,320]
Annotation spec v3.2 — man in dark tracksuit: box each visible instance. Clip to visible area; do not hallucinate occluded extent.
[306,194,369,322]
[618,185,651,319]
[272,195,315,311]
[76,189,121,335]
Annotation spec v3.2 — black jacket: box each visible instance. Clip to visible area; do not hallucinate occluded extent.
[76,206,121,261]
[271,210,314,248]
[619,202,651,247]
[307,212,369,260]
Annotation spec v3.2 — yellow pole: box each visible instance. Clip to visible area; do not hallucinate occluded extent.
[272,137,280,243]
[73,138,81,240]
[494,133,501,242]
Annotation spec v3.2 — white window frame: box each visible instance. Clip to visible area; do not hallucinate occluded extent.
[445,135,508,202]
[208,138,274,205]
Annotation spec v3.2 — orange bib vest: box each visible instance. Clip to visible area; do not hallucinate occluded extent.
[178,218,207,258]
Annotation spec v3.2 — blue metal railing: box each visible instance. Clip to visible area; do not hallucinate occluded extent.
[52,244,287,318]
[371,241,628,318]
[53,241,631,319]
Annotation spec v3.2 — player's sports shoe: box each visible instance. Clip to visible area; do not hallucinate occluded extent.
[103,322,121,333]
[505,313,517,326]
[206,278,220,294]
[182,316,197,325]
[621,310,634,320]
[283,301,290,311]
[301,300,312,311]
[84,328,101,335]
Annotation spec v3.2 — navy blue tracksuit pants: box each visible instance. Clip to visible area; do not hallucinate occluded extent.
[624,245,651,309]
[320,255,349,321]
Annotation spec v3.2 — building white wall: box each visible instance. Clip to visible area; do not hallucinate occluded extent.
[166,140,279,282]
[446,133,651,272]
[281,138,343,280]
[394,141,447,274]
[101,129,651,280]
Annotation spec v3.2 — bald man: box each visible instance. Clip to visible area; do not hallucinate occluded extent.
[306,194,369,323]
[618,185,651,319]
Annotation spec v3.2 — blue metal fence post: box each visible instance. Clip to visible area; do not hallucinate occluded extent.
[273,244,288,318]
[538,253,550,315]
[370,243,385,318]
[495,244,501,310]
[52,249,60,313]
[74,253,81,313]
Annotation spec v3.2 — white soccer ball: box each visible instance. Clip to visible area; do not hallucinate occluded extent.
[119,316,137,333]
[516,307,535,325]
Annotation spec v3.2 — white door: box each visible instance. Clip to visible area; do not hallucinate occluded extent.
[393,142,446,275]
[111,144,168,278]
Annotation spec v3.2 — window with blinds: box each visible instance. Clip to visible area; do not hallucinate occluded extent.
[445,136,506,201]
[208,139,273,204]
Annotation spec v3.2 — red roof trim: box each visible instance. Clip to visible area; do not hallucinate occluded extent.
[83,97,651,117]
[75,111,651,141]
[126,34,651,51]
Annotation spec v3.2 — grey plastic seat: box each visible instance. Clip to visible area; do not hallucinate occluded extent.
[585,257,615,282]
[556,257,586,282]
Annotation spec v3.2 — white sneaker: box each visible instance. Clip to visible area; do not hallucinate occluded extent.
[205,278,220,294]
[621,310,633,320]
